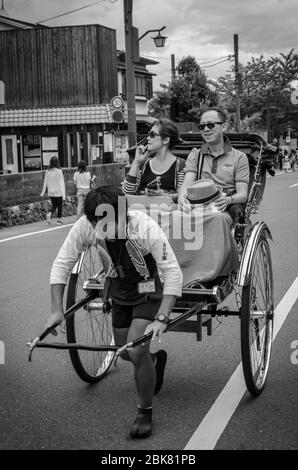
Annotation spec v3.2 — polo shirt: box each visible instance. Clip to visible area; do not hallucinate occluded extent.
[183,136,249,194]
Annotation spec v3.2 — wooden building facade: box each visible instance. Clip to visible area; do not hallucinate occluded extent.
[0,23,120,173]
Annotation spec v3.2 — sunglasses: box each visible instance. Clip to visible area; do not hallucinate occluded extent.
[199,121,223,131]
[148,130,160,139]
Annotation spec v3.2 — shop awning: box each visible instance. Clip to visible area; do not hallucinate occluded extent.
[0,104,127,127]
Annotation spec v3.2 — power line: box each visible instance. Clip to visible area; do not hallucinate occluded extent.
[201,58,233,69]
[199,55,233,66]
[142,55,171,61]
[38,0,114,24]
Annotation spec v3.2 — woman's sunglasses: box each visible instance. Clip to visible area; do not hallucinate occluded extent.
[148,130,160,139]
[199,121,222,131]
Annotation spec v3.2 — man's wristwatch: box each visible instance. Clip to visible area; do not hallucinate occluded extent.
[155,313,170,324]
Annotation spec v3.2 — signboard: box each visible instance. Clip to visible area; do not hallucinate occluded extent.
[42,136,58,151]
[290,88,298,105]
[111,96,124,109]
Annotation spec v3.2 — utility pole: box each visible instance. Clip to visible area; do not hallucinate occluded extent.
[170,53,176,121]
[171,53,176,81]
[124,0,137,148]
[234,34,241,131]
[266,90,271,142]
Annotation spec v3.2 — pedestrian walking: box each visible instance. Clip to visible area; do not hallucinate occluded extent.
[40,156,66,225]
[290,149,296,172]
[283,150,291,173]
[73,160,92,219]
[278,149,283,171]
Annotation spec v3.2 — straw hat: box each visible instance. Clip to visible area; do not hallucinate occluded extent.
[187,179,222,204]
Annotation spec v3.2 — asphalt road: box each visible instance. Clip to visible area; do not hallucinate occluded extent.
[0,170,298,451]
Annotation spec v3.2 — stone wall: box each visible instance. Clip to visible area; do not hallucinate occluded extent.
[0,163,126,228]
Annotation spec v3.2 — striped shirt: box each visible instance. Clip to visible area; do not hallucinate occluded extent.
[122,157,185,195]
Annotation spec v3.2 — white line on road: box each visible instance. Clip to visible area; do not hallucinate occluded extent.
[290,183,298,188]
[268,172,284,177]
[0,224,73,243]
[184,275,298,450]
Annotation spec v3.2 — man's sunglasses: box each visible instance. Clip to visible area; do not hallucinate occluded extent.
[148,130,160,138]
[199,121,223,131]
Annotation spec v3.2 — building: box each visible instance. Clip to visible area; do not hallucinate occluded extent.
[0,15,157,173]
[114,50,157,160]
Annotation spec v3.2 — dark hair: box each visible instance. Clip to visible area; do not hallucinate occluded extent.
[151,118,180,150]
[78,160,87,173]
[48,156,60,169]
[84,185,124,223]
[200,106,227,124]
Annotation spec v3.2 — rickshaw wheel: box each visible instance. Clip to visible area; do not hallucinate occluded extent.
[240,235,274,396]
[66,244,115,384]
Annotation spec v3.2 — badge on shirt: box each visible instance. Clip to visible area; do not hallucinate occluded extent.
[137,278,156,294]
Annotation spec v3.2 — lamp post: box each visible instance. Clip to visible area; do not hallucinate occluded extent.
[123,0,167,147]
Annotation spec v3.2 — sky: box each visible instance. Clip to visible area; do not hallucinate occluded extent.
[4,0,298,90]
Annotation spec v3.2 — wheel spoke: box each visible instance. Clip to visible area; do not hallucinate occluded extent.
[66,244,115,382]
[241,236,274,396]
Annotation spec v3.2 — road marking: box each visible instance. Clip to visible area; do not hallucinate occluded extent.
[290,183,298,188]
[0,224,73,243]
[184,275,298,450]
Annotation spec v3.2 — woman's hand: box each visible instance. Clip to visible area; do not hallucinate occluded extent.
[214,195,230,212]
[134,145,149,164]
[144,320,168,342]
[145,188,164,196]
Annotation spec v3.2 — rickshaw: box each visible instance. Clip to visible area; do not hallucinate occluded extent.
[28,133,277,398]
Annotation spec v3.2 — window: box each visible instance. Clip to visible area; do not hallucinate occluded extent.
[135,76,146,96]
[146,78,153,100]
[23,135,41,171]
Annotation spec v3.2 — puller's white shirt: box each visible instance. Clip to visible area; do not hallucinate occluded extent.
[50,211,183,298]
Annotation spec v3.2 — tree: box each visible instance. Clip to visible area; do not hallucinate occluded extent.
[148,56,218,122]
[147,84,171,119]
[217,49,298,139]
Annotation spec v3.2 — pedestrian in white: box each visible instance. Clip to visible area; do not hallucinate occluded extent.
[73,160,92,219]
[40,156,66,225]
[283,150,291,173]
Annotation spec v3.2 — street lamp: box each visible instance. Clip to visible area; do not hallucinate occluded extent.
[138,26,167,47]
[123,0,167,147]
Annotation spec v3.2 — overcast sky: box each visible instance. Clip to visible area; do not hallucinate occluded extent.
[5,0,298,89]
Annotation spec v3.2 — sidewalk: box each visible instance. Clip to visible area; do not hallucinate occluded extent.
[0,214,77,242]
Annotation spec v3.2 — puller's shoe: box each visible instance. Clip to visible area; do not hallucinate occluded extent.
[130,407,153,439]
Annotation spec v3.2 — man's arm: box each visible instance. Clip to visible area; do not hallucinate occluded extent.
[177,148,199,211]
[144,294,177,341]
[232,181,248,204]
[45,284,66,332]
[215,181,248,212]
[178,171,196,211]
[46,217,96,331]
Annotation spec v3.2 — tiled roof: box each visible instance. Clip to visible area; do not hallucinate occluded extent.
[0,104,127,127]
